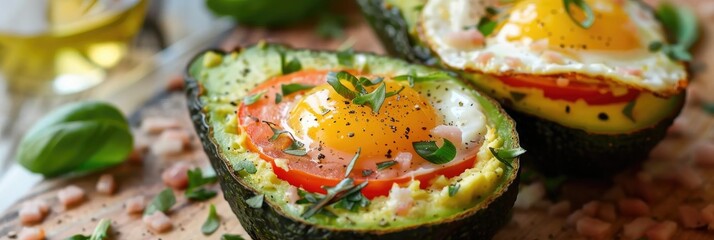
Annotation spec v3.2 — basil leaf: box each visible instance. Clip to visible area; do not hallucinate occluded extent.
[622,99,637,122]
[232,160,257,174]
[477,18,498,36]
[563,0,595,29]
[352,83,387,113]
[186,188,217,201]
[201,204,220,235]
[243,91,266,106]
[187,168,218,190]
[337,48,354,66]
[246,194,264,208]
[656,3,698,50]
[280,52,302,75]
[144,188,176,216]
[65,235,90,240]
[412,139,457,164]
[489,147,526,168]
[17,101,132,177]
[281,83,315,96]
[89,219,111,240]
[345,148,361,178]
[221,234,246,240]
[376,160,397,170]
[327,71,358,100]
[448,184,460,197]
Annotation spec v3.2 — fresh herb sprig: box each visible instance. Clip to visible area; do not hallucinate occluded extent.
[326,71,403,113]
[413,139,457,164]
[185,168,219,201]
[264,121,307,156]
[65,218,112,240]
[392,71,451,87]
[300,178,369,218]
[144,188,176,216]
[653,3,699,61]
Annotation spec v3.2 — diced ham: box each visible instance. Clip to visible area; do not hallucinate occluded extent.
[431,125,462,146]
[576,216,612,239]
[150,130,191,156]
[96,174,117,195]
[140,117,181,134]
[17,227,44,240]
[693,142,714,168]
[582,200,601,217]
[57,185,85,208]
[597,203,617,222]
[645,220,678,240]
[529,39,549,52]
[445,29,485,49]
[541,51,565,64]
[475,52,494,65]
[513,182,546,210]
[143,211,172,233]
[285,186,299,204]
[162,162,191,190]
[547,200,571,216]
[387,186,413,216]
[678,205,706,228]
[624,217,657,239]
[566,210,586,227]
[18,205,43,225]
[394,152,413,170]
[125,196,146,214]
[618,198,650,217]
[702,204,714,223]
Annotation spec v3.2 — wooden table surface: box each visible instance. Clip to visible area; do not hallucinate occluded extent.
[2,0,714,239]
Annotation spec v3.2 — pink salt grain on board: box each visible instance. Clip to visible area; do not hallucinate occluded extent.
[96,174,117,195]
[125,196,146,214]
[162,162,191,190]
[143,211,173,233]
[575,216,611,239]
[17,227,44,240]
[57,185,85,208]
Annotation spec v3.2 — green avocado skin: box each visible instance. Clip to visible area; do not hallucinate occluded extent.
[185,47,521,239]
[358,0,683,177]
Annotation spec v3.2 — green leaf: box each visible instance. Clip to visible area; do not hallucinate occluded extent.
[649,41,663,52]
[392,71,450,87]
[144,188,176,216]
[243,91,266,106]
[301,179,368,218]
[246,194,264,208]
[622,99,637,122]
[448,183,460,197]
[281,83,315,96]
[563,0,595,29]
[316,14,345,39]
[345,148,361,178]
[337,48,354,66]
[280,52,302,75]
[275,93,283,104]
[489,147,526,168]
[477,18,498,36]
[362,169,374,177]
[412,139,457,164]
[89,219,111,240]
[283,148,308,156]
[201,204,220,235]
[65,235,90,240]
[327,71,358,100]
[186,188,218,201]
[656,3,698,50]
[232,159,257,174]
[352,83,387,113]
[221,234,246,240]
[376,160,397,170]
[17,101,132,177]
[187,168,218,190]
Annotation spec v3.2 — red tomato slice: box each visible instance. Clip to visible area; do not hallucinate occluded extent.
[237,70,476,198]
[499,75,639,105]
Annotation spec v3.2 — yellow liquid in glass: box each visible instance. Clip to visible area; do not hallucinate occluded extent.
[0,0,147,94]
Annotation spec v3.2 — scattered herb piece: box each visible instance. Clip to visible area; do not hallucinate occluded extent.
[221,234,246,240]
[243,91,266,106]
[477,18,498,36]
[345,148,361,178]
[333,190,369,212]
[264,121,307,155]
[144,188,176,216]
[185,168,218,201]
[326,71,358,99]
[648,41,663,52]
[327,71,401,113]
[17,101,133,177]
[359,76,384,86]
[448,183,461,197]
[361,169,374,177]
[563,0,595,29]
[337,48,355,66]
[66,235,90,240]
[280,52,302,74]
[655,3,698,61]
[376,160,397,170]
[486,6,500,15]
[301,178,368,218]
[703,103,714,115]
[412,139,457,164]
[352,83,388,113]
[275,93,283,104]
[489,147,526,168]
[65,219,112,240]
[622,99,637,122]
[316,14,346,39]
[392,71,450,87]
[202,204,220,235]
[186,188,217,201]
[283,148,308,156]
[414,5,424,11]
[510,92,527,101]
[281,83,315,96]
[232,159,257,174]
[246,194,264,208]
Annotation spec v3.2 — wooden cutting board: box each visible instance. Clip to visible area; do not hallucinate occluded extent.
[2,0,714,239]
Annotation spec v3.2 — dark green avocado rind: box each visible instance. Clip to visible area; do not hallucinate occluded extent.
[185,44,520,239]
[358,0,684,177]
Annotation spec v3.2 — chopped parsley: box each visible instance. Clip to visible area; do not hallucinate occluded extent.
[448,183,461,197]
[345,148,361,178]
[300,178,368,218]
[281,83,315,96]
[232,159,257,174]
[326,71,401,113]
[243,91,266,106]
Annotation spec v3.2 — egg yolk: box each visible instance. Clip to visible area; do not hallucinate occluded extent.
[287,80,438,160]
[497,0,641,51]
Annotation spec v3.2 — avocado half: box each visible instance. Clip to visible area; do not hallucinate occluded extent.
[357,0,684,177]
[185,44,521,239]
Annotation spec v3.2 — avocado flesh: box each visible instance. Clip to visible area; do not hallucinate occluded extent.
[358,0,684,176]
[185,44,520,239]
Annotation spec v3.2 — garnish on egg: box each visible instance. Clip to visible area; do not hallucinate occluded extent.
[563,0,595,29]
